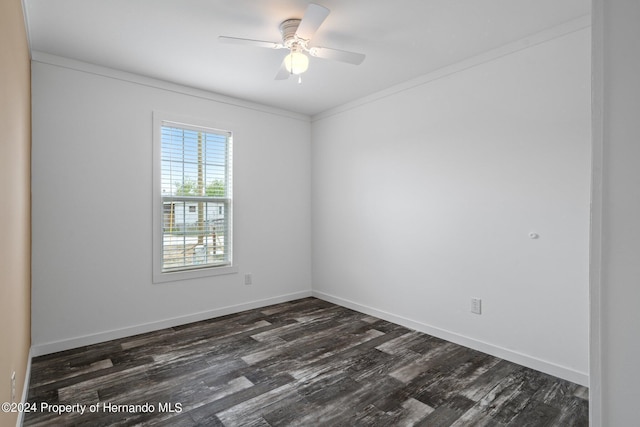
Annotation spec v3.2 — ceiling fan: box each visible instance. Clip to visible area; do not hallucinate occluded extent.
[218,3,365,82]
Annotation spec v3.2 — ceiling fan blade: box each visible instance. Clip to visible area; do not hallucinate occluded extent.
[309,46,365,65]
[218,36,284,49]
[274,60,291,80]
[295,3,330,41]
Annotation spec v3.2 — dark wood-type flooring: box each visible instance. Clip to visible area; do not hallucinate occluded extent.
[24,298,588,426]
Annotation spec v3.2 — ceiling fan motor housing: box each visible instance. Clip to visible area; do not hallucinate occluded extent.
[280,19,303,49]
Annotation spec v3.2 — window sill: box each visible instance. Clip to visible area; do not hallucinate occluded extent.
[153,264,239,284]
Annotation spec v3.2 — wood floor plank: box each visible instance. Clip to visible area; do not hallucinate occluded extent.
[24,298,588,426]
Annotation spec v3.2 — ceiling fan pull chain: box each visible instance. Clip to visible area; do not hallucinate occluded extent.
[289,49,293,76]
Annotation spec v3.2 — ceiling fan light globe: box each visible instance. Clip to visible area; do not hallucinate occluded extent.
[284,51,309,75]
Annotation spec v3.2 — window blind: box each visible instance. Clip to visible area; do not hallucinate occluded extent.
[160,121,232,273]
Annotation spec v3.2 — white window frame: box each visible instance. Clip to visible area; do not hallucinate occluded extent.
[153,111,238,283]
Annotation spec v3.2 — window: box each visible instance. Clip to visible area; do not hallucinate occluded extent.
[153,113,236,282]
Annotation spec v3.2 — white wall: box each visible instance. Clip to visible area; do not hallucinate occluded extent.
[591,1,640,425]
[31,55,312,353]
[311,28,591,384]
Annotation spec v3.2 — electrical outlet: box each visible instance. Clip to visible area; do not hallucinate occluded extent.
[471,298,482,315]
[244,273,252,286]
[11,371,16,403]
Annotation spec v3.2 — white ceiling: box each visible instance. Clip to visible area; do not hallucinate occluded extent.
[23,0,590,116]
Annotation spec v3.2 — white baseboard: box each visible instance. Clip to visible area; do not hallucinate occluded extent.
[312,290,589,387]
[16,347,33,427]
[31,290,312,357]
